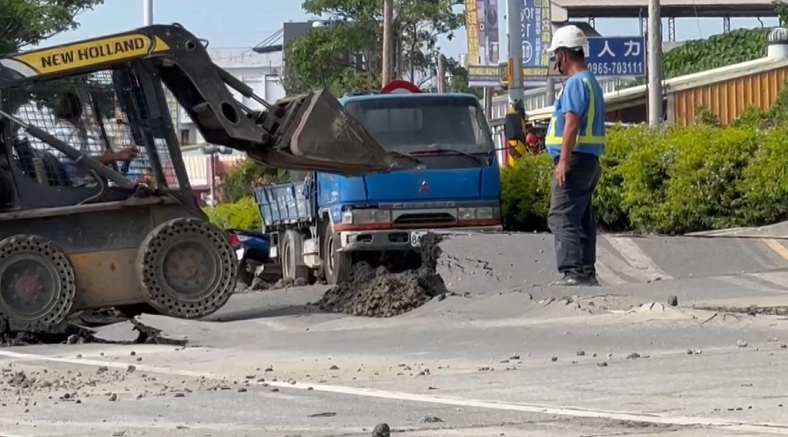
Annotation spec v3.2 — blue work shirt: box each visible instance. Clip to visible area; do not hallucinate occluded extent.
[545,71,605,159]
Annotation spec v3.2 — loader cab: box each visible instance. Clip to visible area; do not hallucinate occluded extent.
[0,64,190,210]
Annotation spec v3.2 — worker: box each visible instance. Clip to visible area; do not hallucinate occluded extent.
[544,25,605,287]
[51,92,138,186]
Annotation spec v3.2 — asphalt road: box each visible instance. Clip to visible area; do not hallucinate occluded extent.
[2,233,788,436]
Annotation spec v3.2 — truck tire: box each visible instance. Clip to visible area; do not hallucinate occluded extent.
[281,229,309,282]
[322,228,352,285]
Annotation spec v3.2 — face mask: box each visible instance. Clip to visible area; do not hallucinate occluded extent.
[554,51,566,75]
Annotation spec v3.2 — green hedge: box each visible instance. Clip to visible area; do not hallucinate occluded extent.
[501,125,788,234]
[203,196,261,230]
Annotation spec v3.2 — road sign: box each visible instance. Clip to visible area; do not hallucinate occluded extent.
[521,0,552,78]
[467,0,548,87]
[582,36,647,77]
[471,36,647,86]
[380,80,421,94]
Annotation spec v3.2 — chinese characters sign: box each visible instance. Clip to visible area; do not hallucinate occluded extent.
[521,0,551,78]
[464,0,500,67]
[576,37,646,77]
[467,0,550,87]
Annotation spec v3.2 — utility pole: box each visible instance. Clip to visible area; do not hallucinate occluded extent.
[506,0,524,104]
[436,54,446,93]
[382,0,394,86]
[647,0,663,124]
[143,0,153,25]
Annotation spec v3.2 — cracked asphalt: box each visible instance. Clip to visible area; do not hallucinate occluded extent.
[2,233,788,436]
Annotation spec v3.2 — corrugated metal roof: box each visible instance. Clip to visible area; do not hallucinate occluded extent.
[526,56,788,120]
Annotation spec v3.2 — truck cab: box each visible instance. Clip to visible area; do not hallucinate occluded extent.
[254,85,501,284]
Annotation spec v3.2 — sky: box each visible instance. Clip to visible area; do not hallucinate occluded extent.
[44,0,780,60]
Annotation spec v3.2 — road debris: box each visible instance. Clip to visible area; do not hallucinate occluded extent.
[0,316,186,347]
[420,415,444,423]
[372,423,391,437]
[308,412,337,418]
[693,305,788,316]
[317,234,451,317]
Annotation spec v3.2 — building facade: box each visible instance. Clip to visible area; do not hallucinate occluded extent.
[170,47,285,199]
[175,47,285,148]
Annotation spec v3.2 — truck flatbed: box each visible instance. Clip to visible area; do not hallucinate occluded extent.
[254,182,313,226]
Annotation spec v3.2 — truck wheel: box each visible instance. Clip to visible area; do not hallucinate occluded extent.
[323,229,352,285]
[281,229,309,281]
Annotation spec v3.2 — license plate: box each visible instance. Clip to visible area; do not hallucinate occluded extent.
[410,231,428,247]
[235,248,245,260]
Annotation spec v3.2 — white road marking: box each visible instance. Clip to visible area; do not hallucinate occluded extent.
[596,245,656,282]
[714,275,787,294]
[605,236,673,281]
[0,349,785,434]
[592,259,626,285]
[749,271,788,290]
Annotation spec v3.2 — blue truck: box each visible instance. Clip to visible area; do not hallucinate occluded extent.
[252,85,501,284]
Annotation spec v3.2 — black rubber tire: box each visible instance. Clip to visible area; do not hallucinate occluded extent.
[137,217,236,319]
[322,228,352,285]
[0,235,77,331]
[281,229,309,281]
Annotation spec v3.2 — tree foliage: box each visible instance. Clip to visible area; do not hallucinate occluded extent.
[220,158,289,203]
[776,0,788,25]
[0,0,105,55]
[285,0,467,95]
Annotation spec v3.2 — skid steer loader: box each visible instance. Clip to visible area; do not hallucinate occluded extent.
[0,23,395,332]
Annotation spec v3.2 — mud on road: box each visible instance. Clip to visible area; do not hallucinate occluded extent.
[317,233,453,317]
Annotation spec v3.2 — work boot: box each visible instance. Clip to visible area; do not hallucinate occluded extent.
[585,270,600,286]
[552,272,594,287]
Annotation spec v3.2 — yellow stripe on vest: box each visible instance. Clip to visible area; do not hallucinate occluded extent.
[544,78,605,146]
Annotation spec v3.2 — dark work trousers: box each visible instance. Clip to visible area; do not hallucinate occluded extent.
[547,152,602,276]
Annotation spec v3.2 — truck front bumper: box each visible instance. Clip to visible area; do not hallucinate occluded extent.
[338,226,503,252]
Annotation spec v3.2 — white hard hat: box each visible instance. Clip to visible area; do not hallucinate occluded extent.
[547,25,588,53]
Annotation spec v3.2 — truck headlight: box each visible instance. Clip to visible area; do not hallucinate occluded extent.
[476,207,493,219]
[458,207,499,220]
[347,209,391,224]
[458,207,476,220]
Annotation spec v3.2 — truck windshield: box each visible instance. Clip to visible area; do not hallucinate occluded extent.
[344,95,494,154]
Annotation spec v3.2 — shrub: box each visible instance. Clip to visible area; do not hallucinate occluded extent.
[501,124,788,235]
[614,126,760,233]
[593,126,644,230]
[738,126,788,225]
[203,196,261,230]
[500,153,552,231]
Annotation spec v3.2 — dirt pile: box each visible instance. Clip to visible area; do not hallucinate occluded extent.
[317,233,449,317]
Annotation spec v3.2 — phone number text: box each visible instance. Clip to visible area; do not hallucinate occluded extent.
[587,62,644,76]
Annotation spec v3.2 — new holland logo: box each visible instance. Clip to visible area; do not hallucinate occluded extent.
[419,180,429,193]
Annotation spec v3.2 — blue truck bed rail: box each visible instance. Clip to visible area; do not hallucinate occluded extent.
[253,182,313,226]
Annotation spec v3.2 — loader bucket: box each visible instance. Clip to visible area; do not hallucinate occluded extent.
[248,90,399,176]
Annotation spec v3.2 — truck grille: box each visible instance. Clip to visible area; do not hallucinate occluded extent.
[393,212,456,226]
